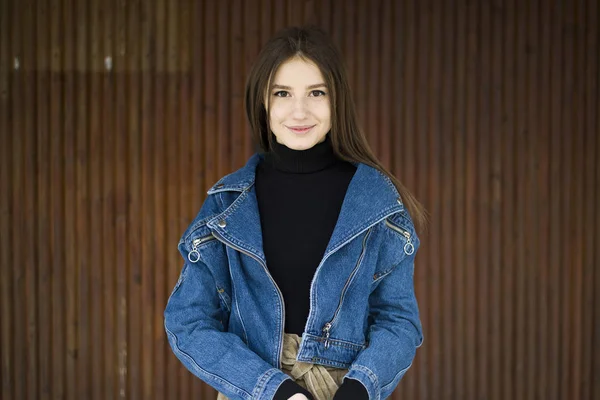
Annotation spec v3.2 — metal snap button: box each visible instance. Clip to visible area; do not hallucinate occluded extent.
[218,220,226,228]
[397,197,402,204]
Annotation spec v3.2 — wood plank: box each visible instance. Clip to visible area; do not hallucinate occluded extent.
[35,0,52,397]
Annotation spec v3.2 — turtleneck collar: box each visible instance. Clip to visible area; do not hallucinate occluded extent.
[262,133,339,173]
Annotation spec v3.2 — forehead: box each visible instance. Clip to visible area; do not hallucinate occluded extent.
[272,57,325,85]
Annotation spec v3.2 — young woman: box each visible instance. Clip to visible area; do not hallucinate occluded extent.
[164,26,426,400]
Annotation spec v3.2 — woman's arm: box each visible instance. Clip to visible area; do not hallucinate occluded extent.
[164,257,293,400]
[342,247,423,400]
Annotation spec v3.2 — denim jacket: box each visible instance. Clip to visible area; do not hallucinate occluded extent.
[164,152,423,400]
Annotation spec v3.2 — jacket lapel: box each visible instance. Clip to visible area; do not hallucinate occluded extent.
[206,153,404,263]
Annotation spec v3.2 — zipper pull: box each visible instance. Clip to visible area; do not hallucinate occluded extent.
[188,238,201,263]
[322,322,332,349]
[402,232,415,255]
[385,219,415,255]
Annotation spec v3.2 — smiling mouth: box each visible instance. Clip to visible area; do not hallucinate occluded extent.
[287,125,315,134]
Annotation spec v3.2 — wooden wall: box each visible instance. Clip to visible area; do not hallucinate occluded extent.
[0,0,598,399]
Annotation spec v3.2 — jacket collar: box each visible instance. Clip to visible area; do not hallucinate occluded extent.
[206,153,404,264]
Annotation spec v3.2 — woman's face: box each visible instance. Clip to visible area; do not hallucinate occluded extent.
[266,57,331,150]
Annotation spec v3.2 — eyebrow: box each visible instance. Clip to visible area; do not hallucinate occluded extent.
[272,83,327,90]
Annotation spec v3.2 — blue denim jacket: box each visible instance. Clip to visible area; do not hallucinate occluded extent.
[164,152,423,400]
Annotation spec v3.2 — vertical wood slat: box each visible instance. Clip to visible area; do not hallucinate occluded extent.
[10,1,25,397]
[0,1,598,399]
[229,1,244,168]
[571,2,586,400]
[514,0,527,398]
[439,0,456,398]
[526,2,540,399]
[548,1,563,398]
[152,0,167,397]
[62,0,77,397]
[23,1,39,399]
[477,1,491,398]
[537,0,552,398]
[75,1,90,399]
[464,1,478,398]
[502,1,517,398]
[0,0,13,398]
[582,2,598,400]
[50,0,66,397]
[451,0,467,398]
[101,0,116,397]
[114,0,128,397]
[427,1,442,399]
[88,0,104,398]
[140,0,156,398]
[35,0,51,397]
[126,1,142,399]
[10,0,26,389]
[560,0,575,398]
[488,1,503,399]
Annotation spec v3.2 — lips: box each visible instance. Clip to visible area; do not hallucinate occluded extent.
[287,125,315,134]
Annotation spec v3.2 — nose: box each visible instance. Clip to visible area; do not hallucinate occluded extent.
[291,97,308,119]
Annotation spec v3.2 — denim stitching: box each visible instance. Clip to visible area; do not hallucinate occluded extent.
[165,326,251,399]
[350,364,380,400]
[252,368,281,399]
[306,357,352,368]
[380,362,412,394]
[302,333,366,350]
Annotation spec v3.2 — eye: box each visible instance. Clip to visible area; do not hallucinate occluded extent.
[310,90,326,97]
[273,91,290,97]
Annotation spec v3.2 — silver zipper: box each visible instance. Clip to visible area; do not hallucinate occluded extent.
[187,233,216,263]
[320,228,372,349]
[322,322,332,349]
[385,219,414,255]
[210,229,286,370]
[303,210,403,339]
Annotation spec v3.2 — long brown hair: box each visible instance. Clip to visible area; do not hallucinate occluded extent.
[244,25,427,233]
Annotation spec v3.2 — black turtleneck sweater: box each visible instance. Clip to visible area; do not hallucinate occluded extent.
[255,133,369,400]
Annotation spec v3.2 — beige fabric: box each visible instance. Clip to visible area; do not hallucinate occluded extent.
[217,333,349,400]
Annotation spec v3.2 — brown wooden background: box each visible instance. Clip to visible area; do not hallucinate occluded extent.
[1,0,598,399]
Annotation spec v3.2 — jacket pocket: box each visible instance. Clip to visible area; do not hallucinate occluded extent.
[216,286,232,312]
[216,286,232,330]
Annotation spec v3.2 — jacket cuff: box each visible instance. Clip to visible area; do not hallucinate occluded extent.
[273,379,314,400]
[252,369,299,399]
[333,378,369,399]
[343,365,380,400]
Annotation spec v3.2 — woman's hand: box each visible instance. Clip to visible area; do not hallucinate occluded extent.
[287,394,310,400]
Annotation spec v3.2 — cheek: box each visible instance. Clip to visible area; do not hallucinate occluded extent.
[269,103,289,122]
[312,102,331,121]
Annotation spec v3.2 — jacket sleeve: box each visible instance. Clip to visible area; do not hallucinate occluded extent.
[342,237,423,400]
[164,255,292,400]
